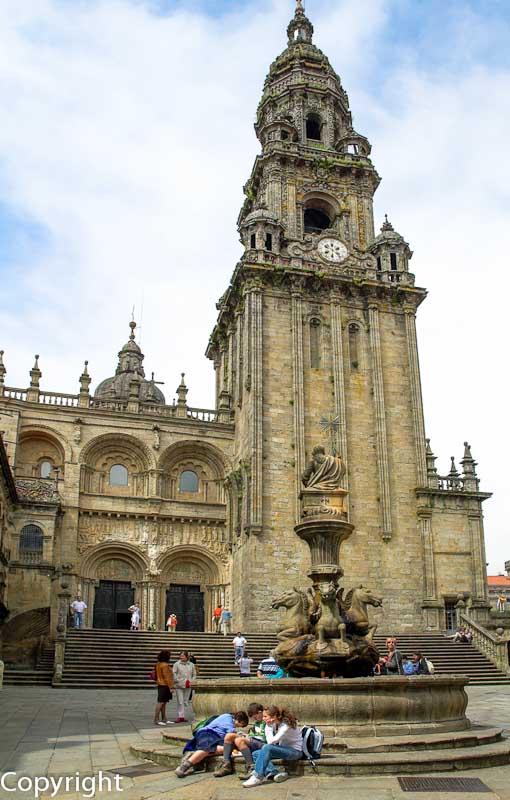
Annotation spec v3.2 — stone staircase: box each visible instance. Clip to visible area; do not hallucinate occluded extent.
[3,643,54,686]
[58,629,277,689]
[374,633,510,686]
[3,630,509,688]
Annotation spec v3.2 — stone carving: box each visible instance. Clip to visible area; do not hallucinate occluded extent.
[302,445,345,491]
[272,446,381,678]
[15,478,59,504]
[97,558,135,580]
[272,587,311,641]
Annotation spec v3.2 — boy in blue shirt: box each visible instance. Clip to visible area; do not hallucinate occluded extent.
[176,711,249,778]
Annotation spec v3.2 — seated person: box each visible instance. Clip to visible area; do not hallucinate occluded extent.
[411,651,430,675]
[214,702,267,778]
[256,652,282,678]
[401,656,416,675]
[244,705,302,787]
[175,710,249,778]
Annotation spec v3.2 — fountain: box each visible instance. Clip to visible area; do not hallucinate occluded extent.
[272,445,381,678]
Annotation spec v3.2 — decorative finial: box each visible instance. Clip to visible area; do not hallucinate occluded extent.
[287,0,313,45]
[381,215,394,232]
[79,360,91,396]
[461,442,478,480]
[29,354,42,388]
[448,457,459,478]
[296,0,304,9]
[0,350,5,381]
[129,320,136,340]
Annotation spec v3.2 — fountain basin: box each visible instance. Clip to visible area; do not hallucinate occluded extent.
[192,675,470,737]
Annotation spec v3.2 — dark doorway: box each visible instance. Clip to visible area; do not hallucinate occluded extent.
[93,580,134,629]
[166,584,204,632]
[444,599,457,632]
[304,207,331,234]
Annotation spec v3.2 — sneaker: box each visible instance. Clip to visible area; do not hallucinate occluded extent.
[165,721,175,725]
[238,766,255,780]
[265,773,275,781]
[243,773,265,787]
[156,721,167,726]
[175,760,193,778]
[214,762,234,778]
[273,772,289,783]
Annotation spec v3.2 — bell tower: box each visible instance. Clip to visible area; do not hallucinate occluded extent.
[207,1,490,631]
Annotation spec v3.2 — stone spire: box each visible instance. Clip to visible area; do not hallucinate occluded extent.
[27,354,42,402]
[425,439,438,488]
[176,373,188,418]
[78,360,91,407]
[287,0,314,45]
[461,442,479,491]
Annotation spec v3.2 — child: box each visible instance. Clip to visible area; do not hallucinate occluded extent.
[166,613,177,632]
[243,705,302,786]
[214,702,267,778]
[175,711,249,778]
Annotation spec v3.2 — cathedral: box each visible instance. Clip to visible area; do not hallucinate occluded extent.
[0,1,491,646]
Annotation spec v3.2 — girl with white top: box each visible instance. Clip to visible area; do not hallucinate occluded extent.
[243,705,302,787]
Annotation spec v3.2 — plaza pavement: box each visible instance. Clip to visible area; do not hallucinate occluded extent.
[0,685,509,799]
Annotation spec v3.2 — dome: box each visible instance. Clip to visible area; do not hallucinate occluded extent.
[241,207,280,226]
[93,321,166,405]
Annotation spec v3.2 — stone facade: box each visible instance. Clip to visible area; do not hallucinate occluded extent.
[0,2,492,640]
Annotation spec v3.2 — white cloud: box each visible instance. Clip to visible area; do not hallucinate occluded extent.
[0,0,508,571]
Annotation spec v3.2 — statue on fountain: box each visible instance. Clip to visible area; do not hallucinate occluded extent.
[272,445,382,678]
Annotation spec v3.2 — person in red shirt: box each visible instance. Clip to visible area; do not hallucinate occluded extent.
[212,604,222,634]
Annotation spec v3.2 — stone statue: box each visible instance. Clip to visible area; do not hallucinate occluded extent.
[271,587,311,641]
[302,445,345,491]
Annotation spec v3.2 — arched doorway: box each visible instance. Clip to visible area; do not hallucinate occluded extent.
[80,545,148,630]
[159,548,226,633]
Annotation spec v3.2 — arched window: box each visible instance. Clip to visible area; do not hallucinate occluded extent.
[109,464,128,486]
[306,114,322,141]
[348,323,360,370]
[19,524,44,562]
[179,470,199,493]
[310,319,321,369]
[40,460,52,478]
[304,208,331,234]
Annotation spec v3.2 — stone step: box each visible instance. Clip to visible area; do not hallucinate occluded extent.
[130,733,510,775]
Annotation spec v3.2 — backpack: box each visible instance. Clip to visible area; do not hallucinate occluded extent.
[192,715,219,735]
[301,725,324,768]
[425,658,435,674]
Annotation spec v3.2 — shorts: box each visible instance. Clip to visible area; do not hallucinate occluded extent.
[157,685,172,703]
[194,728,223,753]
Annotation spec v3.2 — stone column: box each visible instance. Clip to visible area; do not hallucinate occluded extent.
[469,514,489,611]
[52,568,72,686]
[291,282,306,523]
[330,293,349,500]
[248,284,263,534]
[404,304,427,487]
[368,303,392,540]
[236,311,243,408]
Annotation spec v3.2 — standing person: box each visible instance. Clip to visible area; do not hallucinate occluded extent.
[214,702,267,778]
[243,705,302,786]
[384,637,403,675]
[70,595,87,629]
[153,650,174,726]
[232,631,247,664]
[239,652,253,678]
[220,607,232,636]
[129,603,141,631]
[497,595,506,612]
[175,711,249,778]
[167,613,178,632]
[212,604,223,633]
[172,651,196,723]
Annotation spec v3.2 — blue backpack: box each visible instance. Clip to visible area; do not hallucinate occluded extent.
[301,725,324,768]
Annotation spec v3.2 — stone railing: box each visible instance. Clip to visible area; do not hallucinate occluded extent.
[460,612,510,674]
[39,391,79,407]
[3,387,230,425]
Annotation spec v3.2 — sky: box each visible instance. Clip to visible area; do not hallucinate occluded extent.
[0,0,509,573]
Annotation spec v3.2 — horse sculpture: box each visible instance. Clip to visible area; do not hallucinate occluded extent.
[313,581,346,647]
[341,584,383,640]
[272,587,311,641]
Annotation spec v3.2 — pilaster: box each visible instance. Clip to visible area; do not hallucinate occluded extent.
[248,285,263,533]
[368,302,392,540]
[404,305,427,486]
[290,281,305,523]
[330,293,349,502]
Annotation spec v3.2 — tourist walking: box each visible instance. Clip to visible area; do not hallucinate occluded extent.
[167,613,178,632]
[175,711,249,778]
[153,650,174,726]
[243,705,302,786]
[233,631,247,664]
[128,603,141,631]
[70,595,87,629]
[172,651,196,723]
[220,607,232,636]
[212,604,223,633]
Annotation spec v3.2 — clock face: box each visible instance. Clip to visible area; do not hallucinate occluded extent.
[318,237,348,263]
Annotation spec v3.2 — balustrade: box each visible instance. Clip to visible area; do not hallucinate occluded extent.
[460,612,510,674]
